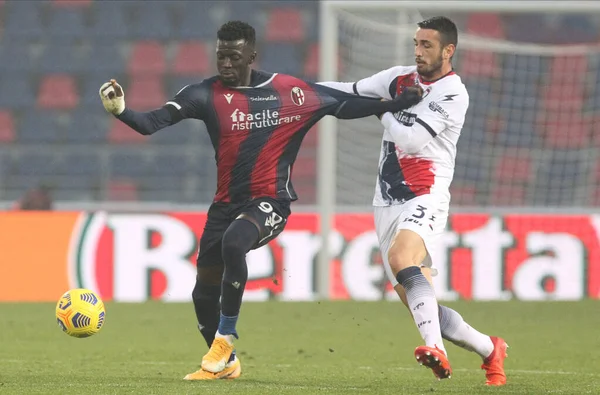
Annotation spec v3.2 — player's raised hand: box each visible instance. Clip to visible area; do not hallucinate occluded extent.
[99,79,125,115]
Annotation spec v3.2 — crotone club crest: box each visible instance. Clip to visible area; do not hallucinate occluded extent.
[291,87,305,106]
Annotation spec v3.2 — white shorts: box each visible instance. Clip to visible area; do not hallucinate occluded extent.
[374,194,449,286]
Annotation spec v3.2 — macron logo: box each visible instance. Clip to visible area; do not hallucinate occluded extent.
[442,94,458,102]
[224,93,234,104]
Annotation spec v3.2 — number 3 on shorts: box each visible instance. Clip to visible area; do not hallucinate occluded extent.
[412,205,427,219]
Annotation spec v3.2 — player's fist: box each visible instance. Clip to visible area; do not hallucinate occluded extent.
[398,86,423,106]
[99,79,125,115]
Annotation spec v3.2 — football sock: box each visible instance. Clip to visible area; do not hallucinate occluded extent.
[396,266,446,354]
[191,281,220,348]
[220,219,259,338]
[438,305,494,359]
[217,316,239,340]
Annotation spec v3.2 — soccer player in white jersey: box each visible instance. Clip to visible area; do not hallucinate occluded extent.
[320,16,508,385]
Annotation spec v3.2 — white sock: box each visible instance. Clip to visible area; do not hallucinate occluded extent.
[438,305,494,359]
[215,330,235,345]
[398,268,446,355]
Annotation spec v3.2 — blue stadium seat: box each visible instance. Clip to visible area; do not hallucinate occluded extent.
[63,153,102,177]
[3,2,44,39]
[89,2,130,40]
[83,45,127,75]
[141,176,185,202]
[495,120,540,148]
[0,43,36,73]
[0,76,36,109]
[15,152,64,177]
[39,44,85,74]
[65,111,109,144]
[47,9,86,42]
[18,111,62,144]
[259,44,302,76]
[533,150,590,206]
[110,151,149,177]
[149,153,189,176]
[148,119,195,145]
[131,3,172,39]
[175,2,222,39]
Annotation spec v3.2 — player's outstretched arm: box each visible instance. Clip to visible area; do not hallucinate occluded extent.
[332,86,422,119]
[99,79,178,136]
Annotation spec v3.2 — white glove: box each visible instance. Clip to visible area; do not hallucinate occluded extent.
[99,79,125,115]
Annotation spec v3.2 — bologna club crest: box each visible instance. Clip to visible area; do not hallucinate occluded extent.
[291,87,305,106]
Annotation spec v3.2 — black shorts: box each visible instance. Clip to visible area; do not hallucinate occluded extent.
[196,197,291,269]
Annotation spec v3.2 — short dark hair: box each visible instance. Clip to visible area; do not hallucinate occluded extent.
[217,21,256,47]
[417,16,458,48]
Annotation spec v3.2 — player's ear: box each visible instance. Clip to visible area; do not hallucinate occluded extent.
[249,51,257,65]
[444,44,455,60]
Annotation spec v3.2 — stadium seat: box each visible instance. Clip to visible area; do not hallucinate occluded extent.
[175,1,222,39]
[554,15,598,44]
[39,44,85,74]
[149,153,189,176]
[537,113,592,149]
[533,150,589,206]
[0,110,16,142]
[466,13,505,38]
[83,45,127,75]
[65,110,110,144]
[265,7,305,42]
[3,2,44,39]
[131,3,172,39]
[63,153,101,177]
[106,180,139,201]
[147,119,194,145]
[449,183,478,206]
[47,9,86,42]
[172,41,211,76]
[459,50,499,78]
[303,43,344,80]
[0,76,35,109]
[488,184,528,206]
[494,151,533,183]
[108,117,147,144]
[127,41,167,76]
[0,43,36,73]
[89,2,130,40]
[126,78,166,111]
[260,43,302,76]
[15,152,64,177]
[52,0,92,7]
[18,111,62,144]
[38,75,79,110]
[110,151,149,177]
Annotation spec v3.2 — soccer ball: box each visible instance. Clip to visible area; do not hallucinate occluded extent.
[55,289,106,338]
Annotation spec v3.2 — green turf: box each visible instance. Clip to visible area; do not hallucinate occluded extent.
[0,300,599,394]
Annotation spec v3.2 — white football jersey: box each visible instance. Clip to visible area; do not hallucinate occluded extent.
[321,66,469,207]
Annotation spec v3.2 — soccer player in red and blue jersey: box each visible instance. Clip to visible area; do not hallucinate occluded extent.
[99,21,423,380]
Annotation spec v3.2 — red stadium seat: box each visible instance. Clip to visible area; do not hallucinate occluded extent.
[304,43,344,79]
[488,184,527,206]
[37,74,79,110]
[466,13,505,38]
[107,179,139,201]
[108,117,147,144]
[494,151,533,183]
[265,8,305,43]
[172,41,211,76]
[450,183,477,206]
[126,78,166,110]
[292,151,317,178]
[537,113,591,149]
[127,41,167,76]
[459,50,499,78]
[0,110,15,142]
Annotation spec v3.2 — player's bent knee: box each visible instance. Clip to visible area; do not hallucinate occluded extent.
[387,230,428,275]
